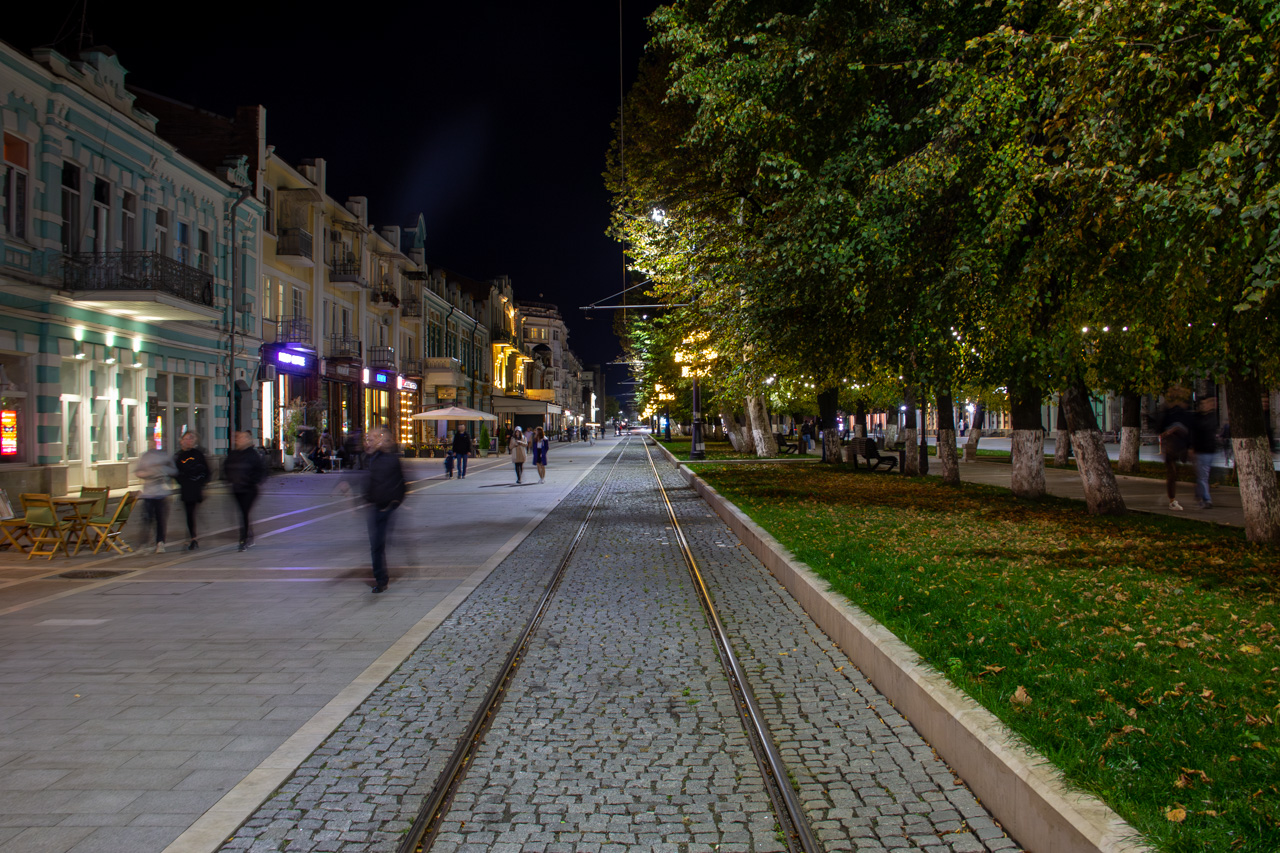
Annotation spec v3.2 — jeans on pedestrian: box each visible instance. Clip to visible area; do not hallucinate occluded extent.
[456,453,468,478]
[367,504,395,587]
[234,487,257,545]
[143,497,168,544]
[1194,452,1213,504]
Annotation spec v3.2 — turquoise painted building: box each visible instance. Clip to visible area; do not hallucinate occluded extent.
[0,43,264,495]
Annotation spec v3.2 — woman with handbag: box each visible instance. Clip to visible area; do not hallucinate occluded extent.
[509,426,529,484]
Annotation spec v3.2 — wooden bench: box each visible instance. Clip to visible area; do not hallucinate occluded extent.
[849,437,897,471]
[774,433,798,454]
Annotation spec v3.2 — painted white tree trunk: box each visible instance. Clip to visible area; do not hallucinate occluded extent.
[1010,430,1046,498]
[1118,426,1141,472]
[1071,429,1126,514]
[963,428,982,463]
[746,396,777,457]
[937,429,959,485]
[901,427,920,475]
[1053,429,1072,467]
[1233,436,1280,544]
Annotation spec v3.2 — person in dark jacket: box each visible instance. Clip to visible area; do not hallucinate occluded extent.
[174,431,210,550]
[1191,397,1219,509]
[1158,387,1195,511]
[223,430,267,551]
[451,427,473,479]
[363,427,406,593]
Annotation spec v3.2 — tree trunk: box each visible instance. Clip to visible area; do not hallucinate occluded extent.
[1010,384,1045,498]
[854,400,868,438]
[1053,395,1073,467]
[936,390,959,485]
[1118,391,1141,473]
[1226,372,1280,544]
[720,406,753,454]
[818,387,843,464]
[1062,382,1126,515]
[746,396,777,457]
[918,394,930,475]
[964,402,985,462]
[902,386,920,476]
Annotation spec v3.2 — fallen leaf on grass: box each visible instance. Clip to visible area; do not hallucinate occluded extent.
[1166,808,1187,823]
[1011,685,1032,706]
[1239,644,1262,655]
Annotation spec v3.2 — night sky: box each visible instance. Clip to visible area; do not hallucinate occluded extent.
[5,1,662,399]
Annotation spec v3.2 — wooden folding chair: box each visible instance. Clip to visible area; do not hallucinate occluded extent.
[24,494,74,560]
[79,486,111,517]
[0,488,30,552]
[83,490,139,555]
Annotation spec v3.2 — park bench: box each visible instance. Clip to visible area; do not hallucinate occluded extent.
[849,437,897,472]
[774,433,798,454]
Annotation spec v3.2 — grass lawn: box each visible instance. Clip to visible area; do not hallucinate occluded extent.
[656,436,817,461]
[694,462,1279,852]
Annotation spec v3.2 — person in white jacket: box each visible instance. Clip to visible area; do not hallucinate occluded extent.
[134,441,177,553]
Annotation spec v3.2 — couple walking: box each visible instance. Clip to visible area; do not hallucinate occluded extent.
[507,426,549,484]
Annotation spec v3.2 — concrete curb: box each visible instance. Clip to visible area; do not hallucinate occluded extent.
[656,444,1151,853]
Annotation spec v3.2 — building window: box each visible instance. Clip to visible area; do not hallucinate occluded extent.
[155,208,170,256]
[176,221,192,266]
[121,192,136,250]
[2,133,29,240]
[197,228,210,272]
[263,186,275,234]
[92,179,111,254]
[0,353,30,464]
[61,163,81,253]
[292,287,305,320]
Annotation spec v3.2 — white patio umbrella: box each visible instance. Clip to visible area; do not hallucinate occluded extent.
[411,405,497,421]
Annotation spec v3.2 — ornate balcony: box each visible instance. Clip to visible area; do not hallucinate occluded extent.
[270,316,312,345]
[367,345,396,369]
[423,356,464,387]
[276,228,314,266]
[328,258,367,291]
[400,285,421,317]
[400,357,424,377]
[326,336,361,360]
[61,251,220,322]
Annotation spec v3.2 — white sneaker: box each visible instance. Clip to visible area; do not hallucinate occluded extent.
[1169,500,1184,511]
[155,542,165,554]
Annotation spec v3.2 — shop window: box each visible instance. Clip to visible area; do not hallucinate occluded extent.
[0,353,30,463]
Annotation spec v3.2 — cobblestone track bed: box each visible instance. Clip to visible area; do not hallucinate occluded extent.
[432,444,779,853]
[217,448,625,853]
[648,451,1023,852]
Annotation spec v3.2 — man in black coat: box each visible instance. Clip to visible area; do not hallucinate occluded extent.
[451,426,472,479]
[223,430,267,550]
[364,427,406,593]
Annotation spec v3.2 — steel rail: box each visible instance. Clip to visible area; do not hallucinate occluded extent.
[640,438,823,853]
[397,440,632,853]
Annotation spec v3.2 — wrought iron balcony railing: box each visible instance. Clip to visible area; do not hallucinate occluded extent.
[367,345,396,369]
[276,228,313,261]
[273,316,312,344]
[326,336,361,359]
[62,251,215,306]
[400,358,424,376]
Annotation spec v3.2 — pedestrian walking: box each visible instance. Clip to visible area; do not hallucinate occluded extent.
[363,427,405,594]
[509,426,528,484]
[1157,387,1195,511]
[1192,397,1218,509]
[224,430,267,550]
[134,437,177,554]
[452,426,473,479]
[532,426,550,483]
[173,430,209,550]
[444,449,455,479]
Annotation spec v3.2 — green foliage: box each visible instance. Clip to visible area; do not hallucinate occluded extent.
[478,422,490,451]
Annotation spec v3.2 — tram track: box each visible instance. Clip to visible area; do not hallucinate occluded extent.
[396,437,821,853]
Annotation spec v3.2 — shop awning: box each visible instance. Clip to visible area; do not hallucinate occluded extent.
[490,397,563,416]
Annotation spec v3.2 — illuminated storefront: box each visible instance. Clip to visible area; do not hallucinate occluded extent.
[363,367,398,435]
[398,377,419,447]
[260,343,318,453]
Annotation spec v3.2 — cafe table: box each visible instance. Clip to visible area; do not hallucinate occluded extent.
[53,495,101,556]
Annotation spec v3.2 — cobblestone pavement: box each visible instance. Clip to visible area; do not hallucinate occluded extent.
[221,440,1022,852]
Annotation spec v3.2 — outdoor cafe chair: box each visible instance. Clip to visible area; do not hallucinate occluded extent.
[23,494,74,560]
[0,488,31,552]
[83,490,139,555]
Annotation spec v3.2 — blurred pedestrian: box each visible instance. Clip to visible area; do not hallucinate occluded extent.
[509,426,528,484]
[1158,386,1194,510]
[1192,397,1218,509]
[224,430,267,550]
[532,426,550,483]
[363,427,405,594]
[452,426,472,479]
[134,435,177,554]
[173,430,209,550]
